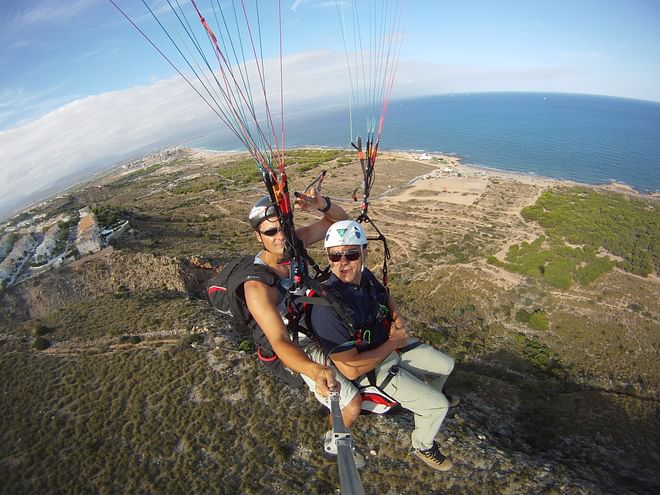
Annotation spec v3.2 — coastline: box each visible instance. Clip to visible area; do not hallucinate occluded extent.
[382,149,659,199]
[185,146,660,202]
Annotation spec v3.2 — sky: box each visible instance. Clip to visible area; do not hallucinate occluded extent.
[1,0,659,220]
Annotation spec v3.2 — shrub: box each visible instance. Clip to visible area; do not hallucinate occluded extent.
[487,255,507,268]
[182,334,204,345]
[238,340,255,352]
[217,159,262,185]
[544,260,573,289]
[33,323,52,336]
[528,310,550,331]
[515,309,531,323]
[33,337,51,350]
[114,286,130,299]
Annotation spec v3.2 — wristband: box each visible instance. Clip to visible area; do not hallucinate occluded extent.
[318,196,331,213]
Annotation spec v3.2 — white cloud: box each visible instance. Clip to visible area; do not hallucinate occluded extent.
[0,48,632,217]
[0,50,352,216]
[560,51,610,60]
[291,0,307,13]
[0,77,214,213]
[21,0,96,26]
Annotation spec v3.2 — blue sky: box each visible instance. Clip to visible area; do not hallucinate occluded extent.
[1,0,659,219]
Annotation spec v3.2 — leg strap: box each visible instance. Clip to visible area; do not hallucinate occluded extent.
[397,340,423,354]
[378,365,399,390]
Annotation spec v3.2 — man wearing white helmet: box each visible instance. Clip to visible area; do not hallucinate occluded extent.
[308,220,458,472]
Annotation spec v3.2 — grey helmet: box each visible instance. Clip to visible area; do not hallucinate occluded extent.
[248,195,278,230]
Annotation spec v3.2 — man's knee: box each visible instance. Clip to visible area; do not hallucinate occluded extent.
[344,392,362,417]
[444,353,455,375]
[341,392,362,427]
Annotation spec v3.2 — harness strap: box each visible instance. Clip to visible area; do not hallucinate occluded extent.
[378,365,399,390]
[397,340,423,354]
[366,370,377,387]
[356,213,391,288]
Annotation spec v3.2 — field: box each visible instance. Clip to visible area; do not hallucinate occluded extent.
[0,148,658,494]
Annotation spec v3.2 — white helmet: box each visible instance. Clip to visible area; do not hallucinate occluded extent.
[324,220,367,248]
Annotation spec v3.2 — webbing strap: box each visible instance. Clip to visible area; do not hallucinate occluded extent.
[397,340,423,354]
[378,365,399,390]
[362,364,399,391]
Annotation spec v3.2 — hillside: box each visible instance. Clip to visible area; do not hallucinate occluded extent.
[0,148,658,494]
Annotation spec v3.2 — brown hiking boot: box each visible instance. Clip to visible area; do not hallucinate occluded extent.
[413,441,453,472]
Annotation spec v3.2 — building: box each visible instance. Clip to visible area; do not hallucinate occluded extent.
[0,233,37,285]
[0,232,14,259]
[34,224,60,260]
[75,208,102,255]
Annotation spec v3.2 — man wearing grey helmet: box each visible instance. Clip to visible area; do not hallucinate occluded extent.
[242,189,351,401]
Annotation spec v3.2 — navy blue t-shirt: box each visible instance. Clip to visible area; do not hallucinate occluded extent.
[310,269,390,355]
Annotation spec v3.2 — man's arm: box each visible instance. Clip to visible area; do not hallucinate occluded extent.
[294,189,348,247]
[312,303,409,381]
[244,280,338,394]
[329,320,409,380]
[387,295,408,332]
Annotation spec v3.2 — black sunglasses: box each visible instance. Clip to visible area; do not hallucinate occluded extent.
[327,249,362,262]
[259,227,282,237]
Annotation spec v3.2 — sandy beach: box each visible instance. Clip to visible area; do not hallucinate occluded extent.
[183,147,659,211]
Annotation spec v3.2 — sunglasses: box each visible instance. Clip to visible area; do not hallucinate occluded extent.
[327,249,362,262]
[259,227,282,237]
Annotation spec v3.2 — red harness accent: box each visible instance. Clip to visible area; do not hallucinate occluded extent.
[257,347,278,363]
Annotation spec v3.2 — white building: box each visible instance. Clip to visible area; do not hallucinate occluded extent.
[0,232,14,259]
[75,208,102,255]
[34,224,60,260]
[0,234,37,284]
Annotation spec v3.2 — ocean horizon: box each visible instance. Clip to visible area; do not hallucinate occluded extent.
[185,92,660,194]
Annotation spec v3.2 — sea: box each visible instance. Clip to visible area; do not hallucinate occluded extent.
[186,92,660,193]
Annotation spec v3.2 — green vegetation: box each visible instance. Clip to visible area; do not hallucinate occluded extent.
[110,163,166,188]
[444,232,483,263]
[170,176,223,195]
[528,310,550,331]
[515,308,550,331]
[32,323,52,337]
[182,333,204,345]
[55,219,75,253]
[489,235,615,289]
[513,333,561,374]
[239,339,255,352]
[33,337,50,350]
[285,149,343,173]
[489,186,659,288]
[174,151,344,193]
[10,290,210,341]
[1,149,657,494]
[92,206,130,227]
[217,158,262,186]
[521,188,658,277]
